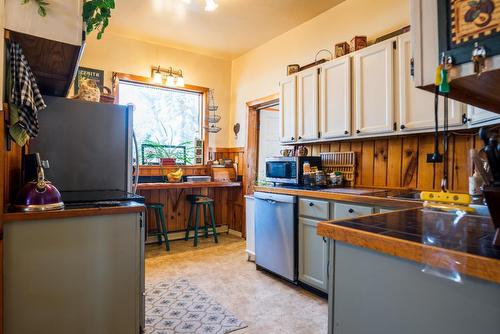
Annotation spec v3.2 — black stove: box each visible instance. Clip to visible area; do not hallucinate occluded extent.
[60,190,145,209]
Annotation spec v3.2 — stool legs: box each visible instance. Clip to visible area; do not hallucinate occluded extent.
[194,204,200,247]
[154,209,162,245]
[203,205,209,238]
[158,207,170,251]
[185,204,193,241]
[208,203,218,243]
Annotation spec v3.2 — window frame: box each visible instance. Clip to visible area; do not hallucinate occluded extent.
[112,72,209,166]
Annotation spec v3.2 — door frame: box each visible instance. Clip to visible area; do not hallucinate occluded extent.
[244,93,279,195]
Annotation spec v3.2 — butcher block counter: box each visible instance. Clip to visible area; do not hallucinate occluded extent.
[137,181,244,236]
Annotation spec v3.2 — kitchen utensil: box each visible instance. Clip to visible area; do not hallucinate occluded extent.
[320,152,356,186]
[470,149,492,186]
[280,149,294,157]
[15,153,64,212]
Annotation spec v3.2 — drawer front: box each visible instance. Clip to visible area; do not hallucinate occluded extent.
[299,198,330,220]
[334,202,374,219]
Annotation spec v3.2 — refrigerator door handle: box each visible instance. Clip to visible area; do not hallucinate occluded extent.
[132,131,140,194]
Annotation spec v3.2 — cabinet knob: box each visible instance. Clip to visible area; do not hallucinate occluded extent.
[344,130,349,135]
[291,137,295,141]
[348,208,354,213]
[400,124,406,130]
[298,136,302,140]
[356,130,361,134]
[309,202,314,207]
[323,237,327,243]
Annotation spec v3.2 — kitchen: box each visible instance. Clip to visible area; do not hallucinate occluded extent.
[1,0,500,333]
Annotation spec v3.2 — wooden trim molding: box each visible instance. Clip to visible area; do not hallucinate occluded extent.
[112,72,210,163]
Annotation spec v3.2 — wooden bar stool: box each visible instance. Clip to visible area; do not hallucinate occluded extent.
[146,203,170,251]
[184,195,218,247]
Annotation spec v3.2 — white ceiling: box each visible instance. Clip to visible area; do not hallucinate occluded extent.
[108,0,345,59]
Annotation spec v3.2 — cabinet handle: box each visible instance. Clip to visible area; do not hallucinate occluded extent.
[400,124,406,130]
[323,237,327,243]
[356,130,361,134]
[298,136,302,140]
[291,137,295,141]
[344,130,349,135]
[309,202,314,207]
[348,208,354,213]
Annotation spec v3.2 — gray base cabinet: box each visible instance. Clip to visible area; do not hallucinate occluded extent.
[329,241,500,334]
[298,217,329,292]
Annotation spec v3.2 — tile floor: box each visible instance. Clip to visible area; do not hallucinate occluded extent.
[146,234,328,334]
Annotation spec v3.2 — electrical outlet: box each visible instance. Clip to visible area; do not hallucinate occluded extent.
[426,153,443,163]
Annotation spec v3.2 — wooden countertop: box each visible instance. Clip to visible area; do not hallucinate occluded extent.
[2,203,145,224]
[253,186,422,209]
[137,181,241,190]
[317,208,500,284]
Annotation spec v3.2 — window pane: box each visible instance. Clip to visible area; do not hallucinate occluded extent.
[118,81,202,165]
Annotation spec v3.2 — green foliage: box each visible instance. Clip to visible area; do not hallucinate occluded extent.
[83,0,115,40]
[141,123,195,166]
[21,0,49,17]
[22,0,115,40]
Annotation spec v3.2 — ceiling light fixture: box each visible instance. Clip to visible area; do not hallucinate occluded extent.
[151,66,185,87]
[204,0,218,12]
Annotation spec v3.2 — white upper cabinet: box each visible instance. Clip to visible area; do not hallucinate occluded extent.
[5,0,84,45]
[279,75,297,143]
[467,106,500,126]
[320,57,351,139]
[354,39,395,135]
[398,33,464,132]
[297,67,319,141]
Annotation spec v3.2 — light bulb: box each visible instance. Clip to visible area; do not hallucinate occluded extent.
[153,71,163,84]
[205,0,218,11]
[166,75,175,86]
[176,76,185,87]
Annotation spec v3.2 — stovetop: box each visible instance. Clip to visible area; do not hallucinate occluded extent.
[60,190,145,208]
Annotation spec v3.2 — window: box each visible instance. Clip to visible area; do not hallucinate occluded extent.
[118,81,203,165]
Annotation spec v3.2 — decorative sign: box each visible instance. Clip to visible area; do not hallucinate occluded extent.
[450,0,500,46]
[74,67,104,95]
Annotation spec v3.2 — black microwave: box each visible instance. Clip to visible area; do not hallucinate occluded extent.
[265,156,322,185]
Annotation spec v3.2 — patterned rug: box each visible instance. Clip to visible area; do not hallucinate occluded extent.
[145,279,247,334]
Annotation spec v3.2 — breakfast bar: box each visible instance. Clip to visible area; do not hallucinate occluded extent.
[137,181,243,236]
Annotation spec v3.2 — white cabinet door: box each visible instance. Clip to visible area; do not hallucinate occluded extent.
[398,33,463,131]
[279,75,297,143]
[354,39,395,135]
[298,217,329,292]
[467,106,500,126]
[297,67,319,141]
[321,57,351,139]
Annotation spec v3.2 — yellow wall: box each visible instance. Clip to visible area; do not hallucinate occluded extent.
[229,0,410,147]
[79,33,232,148]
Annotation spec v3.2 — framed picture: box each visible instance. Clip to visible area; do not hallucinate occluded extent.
[438,0,500,64]
[74,67,104,95]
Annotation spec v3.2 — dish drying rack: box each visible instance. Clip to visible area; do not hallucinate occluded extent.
[320,151,356,186]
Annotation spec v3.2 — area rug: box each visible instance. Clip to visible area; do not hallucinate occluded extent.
[145,278,248,334]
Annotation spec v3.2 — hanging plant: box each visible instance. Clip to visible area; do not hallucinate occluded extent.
[83,0,115,40]
[21,0,49,17]
[22,0,114,40]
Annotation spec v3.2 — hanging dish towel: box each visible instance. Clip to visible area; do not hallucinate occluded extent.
[8,41,46,146]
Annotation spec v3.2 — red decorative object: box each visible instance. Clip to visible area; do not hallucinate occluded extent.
[160,158,176,166]
[350,36,368,52]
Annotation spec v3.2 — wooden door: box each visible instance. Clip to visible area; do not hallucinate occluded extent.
[297,67,319,141]
[354,39,395,136]
[320,57,351,139]
[398,33,463,132]
[298,217,329,292]
[279,75,297,143]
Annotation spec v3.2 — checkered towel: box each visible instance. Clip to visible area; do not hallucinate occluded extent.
[9,42,46,138]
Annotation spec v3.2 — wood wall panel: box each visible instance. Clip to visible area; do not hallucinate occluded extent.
[305,131,483,193]
[208,147,245,176]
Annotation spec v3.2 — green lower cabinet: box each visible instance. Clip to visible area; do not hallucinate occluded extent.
[298,217,329,293]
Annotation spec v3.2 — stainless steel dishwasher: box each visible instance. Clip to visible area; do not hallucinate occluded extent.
[254,191,297,282]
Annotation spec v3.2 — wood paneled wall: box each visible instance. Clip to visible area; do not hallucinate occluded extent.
[208,147,245,176]
[302,131,483,193]
[137,165,208,177]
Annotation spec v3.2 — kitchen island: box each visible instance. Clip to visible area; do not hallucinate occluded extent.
[318,208,500,334]
[137,181,243,237]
